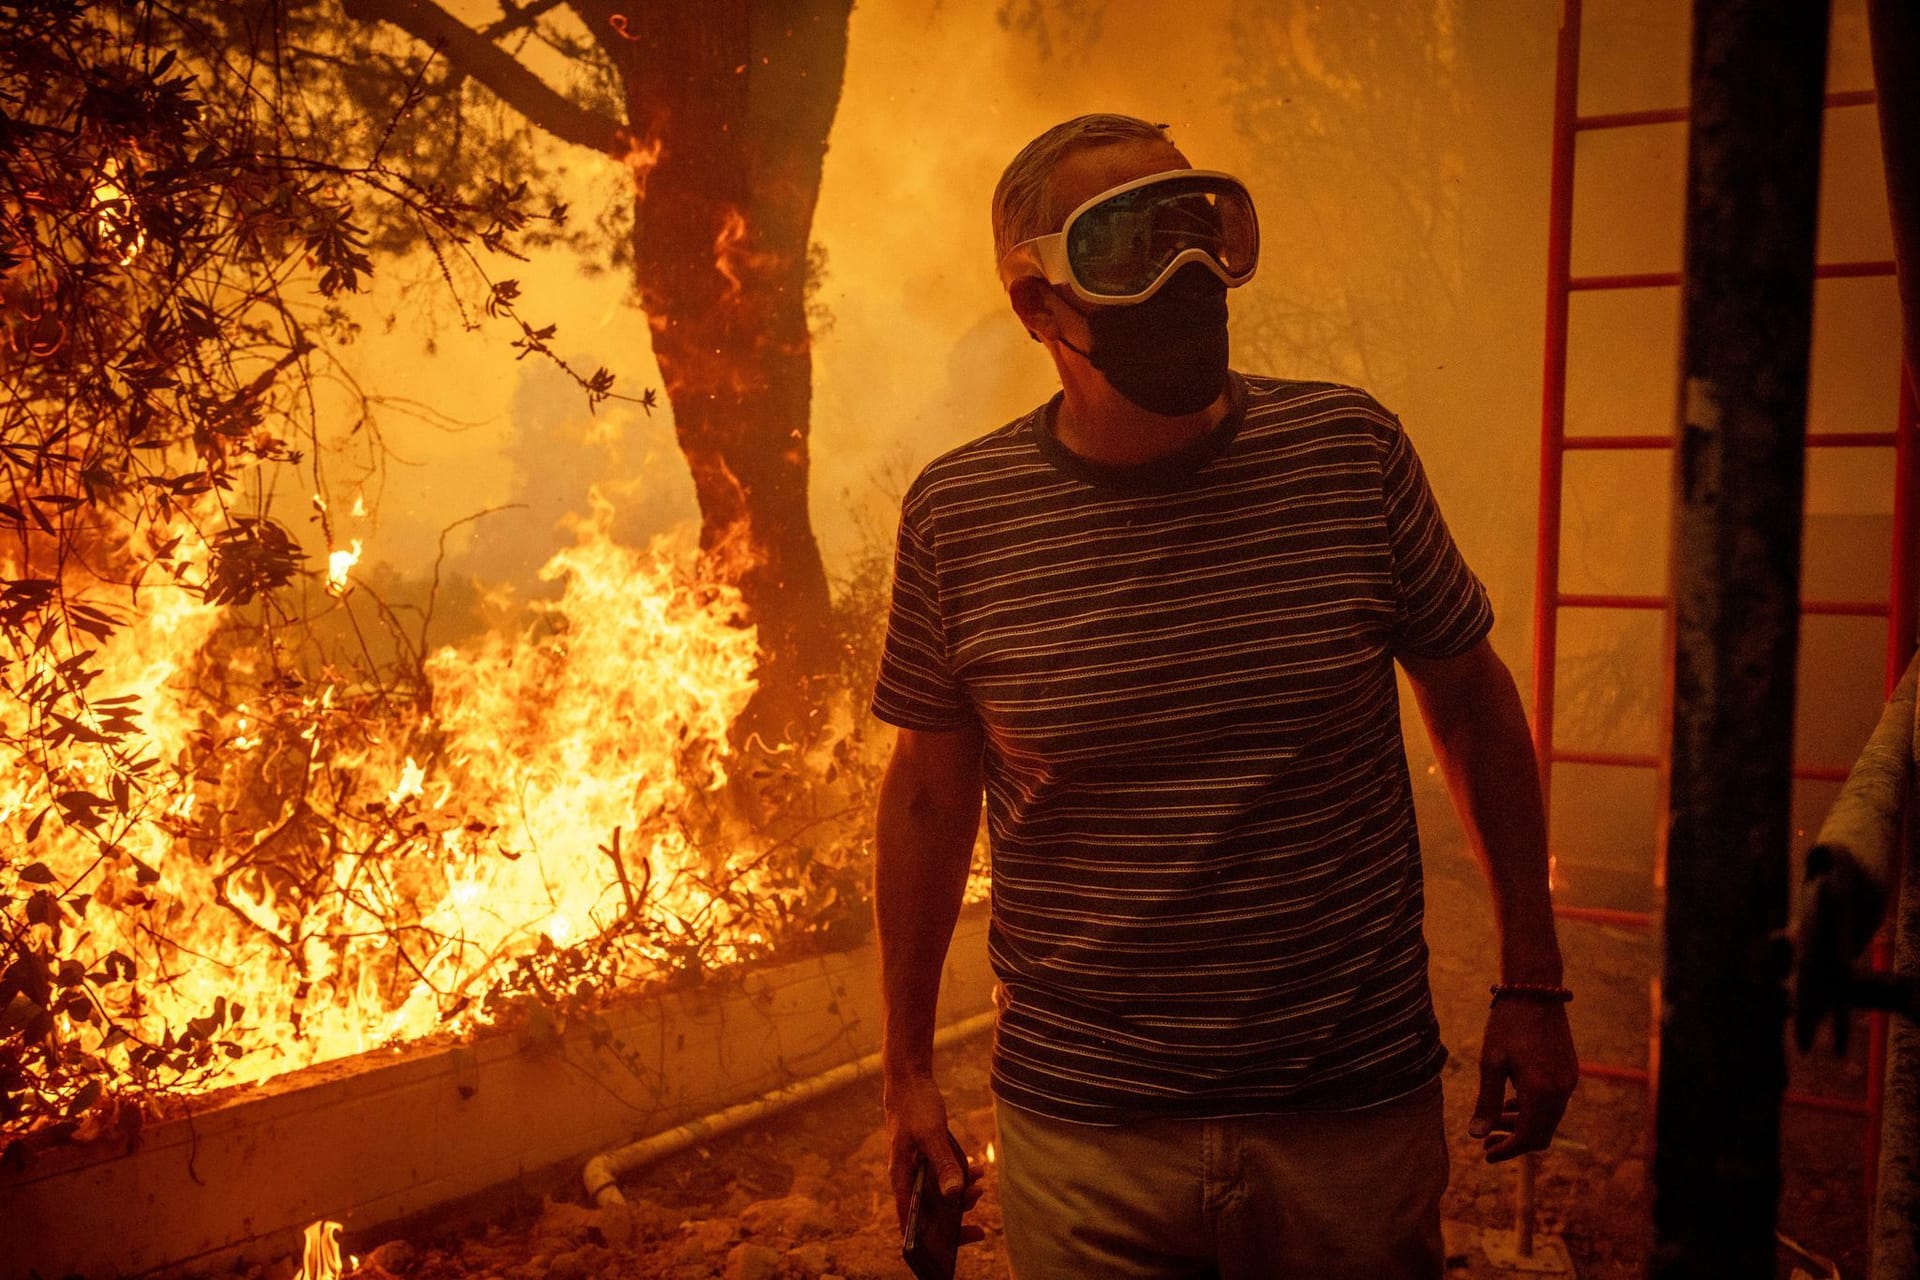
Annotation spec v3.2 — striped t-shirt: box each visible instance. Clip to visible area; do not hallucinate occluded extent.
[872,373,1493,1123]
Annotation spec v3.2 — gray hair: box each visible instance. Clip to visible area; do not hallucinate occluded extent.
[991,114,1173,266]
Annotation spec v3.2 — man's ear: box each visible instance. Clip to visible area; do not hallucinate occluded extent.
[1008,278,1059,343]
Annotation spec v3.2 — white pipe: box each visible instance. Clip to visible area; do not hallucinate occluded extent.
[582,1009,997,1208]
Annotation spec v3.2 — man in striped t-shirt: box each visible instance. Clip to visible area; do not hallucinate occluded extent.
[874,115,1576,1279]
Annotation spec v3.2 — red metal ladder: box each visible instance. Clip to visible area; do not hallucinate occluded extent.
[1530,0,1917,1233]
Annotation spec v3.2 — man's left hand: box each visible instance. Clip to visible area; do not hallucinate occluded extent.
[1469,998,1577,1162]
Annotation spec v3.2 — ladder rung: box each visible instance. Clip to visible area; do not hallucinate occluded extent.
[1568,258,1895,294]
[1573,89,1877,133]
[1816,259,1899,280]
[1558,593,1666,610]
[1548,753,1855,782]
[1560,431,1900,451]
[1551,594,1886,618]
[1555,904,1654,928]
[1804,599,1889,618]
[1823,88,1881,110]
[1570,270,1680,291]
[1576,106,1690,131]
[1809,431,1901,447]
[1552,749,1659,769]
[1580,1061,1651,1084]
[1787,1089,1872,1118]
[1564,434,1672,450]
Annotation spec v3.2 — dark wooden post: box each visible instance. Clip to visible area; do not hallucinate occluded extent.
[1652,2,1831,1276]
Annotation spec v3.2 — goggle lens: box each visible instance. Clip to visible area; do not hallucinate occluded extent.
[1064,176,1257,298]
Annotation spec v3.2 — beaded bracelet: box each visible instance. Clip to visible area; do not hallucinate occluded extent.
[1489,982,1574,1007]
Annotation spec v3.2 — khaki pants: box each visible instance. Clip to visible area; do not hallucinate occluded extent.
[994,1079,1448,1280]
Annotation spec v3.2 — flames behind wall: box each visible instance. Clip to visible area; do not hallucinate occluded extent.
[0,493,818,1112]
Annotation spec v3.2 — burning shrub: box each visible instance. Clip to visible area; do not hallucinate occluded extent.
[0,0,800,1148]
[3,482,895,1153]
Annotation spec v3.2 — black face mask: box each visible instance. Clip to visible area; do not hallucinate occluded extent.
[1057,264,1231,417]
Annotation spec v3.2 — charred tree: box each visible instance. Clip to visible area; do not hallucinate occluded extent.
[338,0,852,737]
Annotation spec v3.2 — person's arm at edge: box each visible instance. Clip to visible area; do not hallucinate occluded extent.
[876,720,986,1226]
[1400,636,1578,1162]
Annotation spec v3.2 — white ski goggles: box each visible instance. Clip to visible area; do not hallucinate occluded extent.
[997,169,1259,306]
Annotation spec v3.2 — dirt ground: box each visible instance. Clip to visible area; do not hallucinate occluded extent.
[309,843,1876,1280]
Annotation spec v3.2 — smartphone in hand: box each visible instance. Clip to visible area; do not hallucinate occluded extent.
[901,1130,969,1280]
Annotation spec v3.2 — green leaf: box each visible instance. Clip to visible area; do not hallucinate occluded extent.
[0,993,43,1037]
[56,790,104,813]
[24,890,59,928]
[70,612,115,643]
[65,1081,102,1117]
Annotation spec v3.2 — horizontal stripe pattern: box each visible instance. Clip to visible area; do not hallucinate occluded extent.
[872,374,1492,1123]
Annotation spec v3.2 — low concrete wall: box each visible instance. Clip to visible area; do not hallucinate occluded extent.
[0,907,994,1279]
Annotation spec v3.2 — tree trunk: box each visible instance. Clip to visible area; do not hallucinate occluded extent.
[612,0,851,742]
[337,0,854,740]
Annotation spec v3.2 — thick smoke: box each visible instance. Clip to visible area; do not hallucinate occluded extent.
[318,0,1900,894]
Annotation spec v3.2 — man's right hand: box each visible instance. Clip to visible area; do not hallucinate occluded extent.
[883,1071,974,1232]
[873,724,986,1236]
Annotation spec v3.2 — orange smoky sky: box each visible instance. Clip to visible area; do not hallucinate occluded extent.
[317,0,1902,867]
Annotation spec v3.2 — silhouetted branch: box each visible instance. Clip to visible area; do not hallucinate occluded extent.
[340,0,625,155]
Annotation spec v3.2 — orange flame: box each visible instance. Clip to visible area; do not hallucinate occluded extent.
[91,157,145,266]
[293,1219,347,1280]
[326,539,362,596]
[620,134,665,198]
[5,498,772,1093]
[713,208,750,301]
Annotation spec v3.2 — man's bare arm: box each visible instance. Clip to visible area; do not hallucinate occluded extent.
[1401,637,1562,984]
[1400,637,1577,1162]
[875,722,986,1223]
